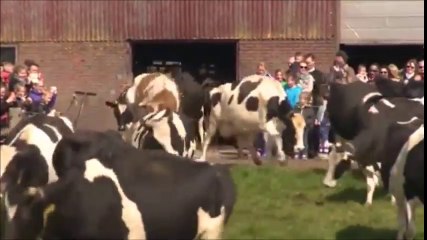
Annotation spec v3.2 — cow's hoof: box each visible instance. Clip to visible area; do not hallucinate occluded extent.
[194,158,206,162]
[364,202,372,207]
[323,179,337,188]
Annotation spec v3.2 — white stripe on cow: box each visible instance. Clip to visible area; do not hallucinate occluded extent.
[397,117,420,125]
[362,92,382,103]
[380,99,396,108]
[84,158,146,239]
[389,124,424,240]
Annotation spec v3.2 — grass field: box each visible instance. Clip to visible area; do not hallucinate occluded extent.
[224,165,425,239]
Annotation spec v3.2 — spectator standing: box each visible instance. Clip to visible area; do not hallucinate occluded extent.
[402,59,417,84]
[25,60,45,86]
[298,61,314,94]
[294,92,316,160]
[315,93,331,158]
[388,64,401,82]
[289,52,304,75]
[329,50,356,84]
[379,66,390,79]
[305,53,326,106]
[274,69,287,89]
[367,63,380,83]
[8,65,31,93]
[27,80,57,114]
[284,73,302,109]
[356,64,369,82]
[256,62,273,78]
[0,83,13,128]
[1,62,14,85]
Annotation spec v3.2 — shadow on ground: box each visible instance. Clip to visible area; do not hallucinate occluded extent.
[325,187,388,205]
[336,225,395,240]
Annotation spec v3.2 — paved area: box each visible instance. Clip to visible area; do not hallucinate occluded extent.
[196,145,329,170]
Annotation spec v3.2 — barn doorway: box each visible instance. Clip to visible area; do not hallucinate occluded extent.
[340,44,424,70]
[130,40,238,84]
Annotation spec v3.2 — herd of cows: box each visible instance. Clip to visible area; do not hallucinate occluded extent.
[0,69,424,240]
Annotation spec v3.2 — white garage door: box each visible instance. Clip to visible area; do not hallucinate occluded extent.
[341,1,424,45]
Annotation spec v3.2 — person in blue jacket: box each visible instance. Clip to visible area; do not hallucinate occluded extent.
[284,73,302,109]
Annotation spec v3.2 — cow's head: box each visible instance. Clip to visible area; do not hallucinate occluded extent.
[0,143,49,223]
[290,113,306,152]
[105,86,133,132]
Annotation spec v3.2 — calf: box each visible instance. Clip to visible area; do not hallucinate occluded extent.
[199,74,301,165]
[124,109,197,158]
[4,130,236,240]
[0,114,74,222]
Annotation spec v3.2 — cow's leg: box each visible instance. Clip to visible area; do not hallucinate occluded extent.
[197,206,226,240]
[391,195,396,205]
[236,136,247,159]
[197,119,217,162]
[245,133,262,166]
[364,165,378,206]
[395,198,417,240]
[263,121,286,164]
[198,115,205,149]
[323,144,338,188]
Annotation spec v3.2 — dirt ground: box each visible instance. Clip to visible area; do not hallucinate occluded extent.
[197,145,329,170]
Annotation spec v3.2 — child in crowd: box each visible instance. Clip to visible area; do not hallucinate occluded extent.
[356,64,368,82]
[294,92,316,160]
[27,80,57,114]
[316,92,331,157]
[284,73,302,109]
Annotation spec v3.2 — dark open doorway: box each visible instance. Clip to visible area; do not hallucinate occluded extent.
[130,40,237,83]
[340,44,424,69]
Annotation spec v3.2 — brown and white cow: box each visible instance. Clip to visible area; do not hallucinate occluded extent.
[105,73,181,131]
[198,74,305,165]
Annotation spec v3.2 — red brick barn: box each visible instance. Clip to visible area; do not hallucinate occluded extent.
[0,0,339,130]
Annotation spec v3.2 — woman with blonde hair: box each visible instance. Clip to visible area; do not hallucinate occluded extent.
[388,64,401,82]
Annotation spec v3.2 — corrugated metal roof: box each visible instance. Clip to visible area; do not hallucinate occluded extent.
[0,0,337,42]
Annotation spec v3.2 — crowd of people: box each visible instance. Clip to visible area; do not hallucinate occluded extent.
[254,50,424,160]
[0,60,58,129]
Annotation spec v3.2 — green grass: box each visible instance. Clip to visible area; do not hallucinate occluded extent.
[224,165,424,239]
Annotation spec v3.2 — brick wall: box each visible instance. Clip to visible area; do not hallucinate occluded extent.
[17,42,132,131]
[238,40,337,79]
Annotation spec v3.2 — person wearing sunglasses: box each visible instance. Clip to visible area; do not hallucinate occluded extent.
[402,59,418,84]
[379,66,389,78]
[298,62,314,94]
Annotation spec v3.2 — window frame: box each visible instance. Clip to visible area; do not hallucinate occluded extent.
[0,44,18,64]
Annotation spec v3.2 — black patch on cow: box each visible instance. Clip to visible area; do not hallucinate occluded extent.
[139,129,163,151]
[4,114,73,144]
[227,95,234,105]
[230,81,239,91]
[237,80,262,104]
[168,115,184,156]
[333,160,352,179]
[265,96,280,122]
[404,140,424,204]
[245,97,259,112]
[211,92,221,108]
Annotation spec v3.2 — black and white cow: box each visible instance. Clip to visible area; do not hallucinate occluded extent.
[123,109,197,158]
[3,130,236,240]
[381,119,423,240]
[199,74,303,165]
[323,81,424,239]
[323,82,424,200]
[0,114,74,222]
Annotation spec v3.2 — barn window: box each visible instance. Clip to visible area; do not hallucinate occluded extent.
[0,45,17,64]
